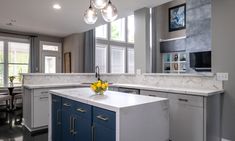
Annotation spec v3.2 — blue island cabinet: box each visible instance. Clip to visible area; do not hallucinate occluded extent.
[51,95,116,141]
[51,95,62,141]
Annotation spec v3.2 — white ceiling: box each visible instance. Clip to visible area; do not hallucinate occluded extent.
[0,0,171,37]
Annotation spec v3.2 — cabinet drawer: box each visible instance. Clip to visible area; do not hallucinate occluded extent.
[34,89,49,97]
[140,90,168,98]
[74,102,92,120]
[62,98,75,111]
[169,94,203,107]
[93,107,116,130]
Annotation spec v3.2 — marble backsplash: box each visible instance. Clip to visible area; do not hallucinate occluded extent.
[22,73,223,90]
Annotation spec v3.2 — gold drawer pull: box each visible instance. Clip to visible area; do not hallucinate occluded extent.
[76,108,86,113]
[96,115,109,121]
[63,103,71,107]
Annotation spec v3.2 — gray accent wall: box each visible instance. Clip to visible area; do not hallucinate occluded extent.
[63,33,84,73]
[134,8,150,73]
[160,38,186,53]
[186,0,212,52]
[212,0,235,140]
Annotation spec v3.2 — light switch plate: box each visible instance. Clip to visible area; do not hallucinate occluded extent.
[216,73,229,81]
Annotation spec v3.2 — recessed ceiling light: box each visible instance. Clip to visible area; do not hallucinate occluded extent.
[53,4,61,10]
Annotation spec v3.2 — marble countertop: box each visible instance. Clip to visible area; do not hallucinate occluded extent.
[111,84,224,97]
[23,83,224,97]
[23,83,85,89]
[49,88,167,112]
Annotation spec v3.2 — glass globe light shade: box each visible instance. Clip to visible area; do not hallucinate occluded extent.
[101,1,118,22]
[84,7,98,24]
[92,0,109,9]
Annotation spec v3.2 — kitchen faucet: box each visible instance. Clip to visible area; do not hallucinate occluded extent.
[95,66,101,81]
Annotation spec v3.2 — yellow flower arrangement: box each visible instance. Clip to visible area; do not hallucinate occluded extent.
[90,80,109,95]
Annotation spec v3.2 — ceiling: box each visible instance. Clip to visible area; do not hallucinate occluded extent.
[0,0,171,37]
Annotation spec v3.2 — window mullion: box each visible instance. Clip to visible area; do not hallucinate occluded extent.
[4,40,8,86]
[107,23,111,73]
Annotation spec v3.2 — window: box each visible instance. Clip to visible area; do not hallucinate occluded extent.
[128,48,135,73]
[111,18,125,41]
[43,45,59,51]
[111,46,125,73]
[45,56,56,73]
[95,45,107,73]
[128,15,135,43]
[8,42,30,85]
[95,15,135,74]
[0,39,30,86]
[0,42,4,86]
[96,24,108,39]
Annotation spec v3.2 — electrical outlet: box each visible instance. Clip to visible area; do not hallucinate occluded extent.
[136,69,141,75]
[216,73,229,81]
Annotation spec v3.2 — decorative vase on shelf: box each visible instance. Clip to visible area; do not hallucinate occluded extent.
[9,76,15,87]
[90,80,109,95]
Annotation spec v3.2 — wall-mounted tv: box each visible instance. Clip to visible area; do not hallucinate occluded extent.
[190,51,211,72]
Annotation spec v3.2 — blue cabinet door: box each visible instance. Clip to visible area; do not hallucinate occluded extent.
[73,115,92,141]
[62,99,74,141]
[93,122,115,141]
[52,95,62,141]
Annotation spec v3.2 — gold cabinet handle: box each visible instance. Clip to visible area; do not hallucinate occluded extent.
[63,103,71,107]
[57,110,61,125]
[96,115,109,121]
[69,116,73,134]
[73,117,77,135]
[76,108,86,113]
[91,125,95,141]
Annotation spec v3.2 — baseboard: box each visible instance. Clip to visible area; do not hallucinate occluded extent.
[222,138,231,141]
[23,124,48,135]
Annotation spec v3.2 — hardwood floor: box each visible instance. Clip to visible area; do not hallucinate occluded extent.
[0,106,48,141]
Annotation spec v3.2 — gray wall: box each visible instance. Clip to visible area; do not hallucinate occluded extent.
[212,0,235,140]
[186,0,212,52]
[134,8,150,73]
[63,33,84,73]
[156,0,186,40]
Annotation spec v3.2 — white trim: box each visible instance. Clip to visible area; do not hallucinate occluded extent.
[39,41,62,73]
[160,36,187,42]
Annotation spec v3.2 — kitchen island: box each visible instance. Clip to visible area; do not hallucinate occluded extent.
[48,88,169,141]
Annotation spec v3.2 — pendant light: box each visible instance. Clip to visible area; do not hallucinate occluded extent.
[84,0,98,24]
[92,0,109,9]
[101,0,118,22]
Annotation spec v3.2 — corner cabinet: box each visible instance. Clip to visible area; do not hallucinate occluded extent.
[23,85,83,132]
[140,90,221,141]
[51,96,115,141]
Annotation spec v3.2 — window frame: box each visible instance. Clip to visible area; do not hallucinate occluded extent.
[0,37,30,87]
[110,18,126,43]
[95,24,108,40]
[95,15,135,74]
[95,44,108,73]
[110,45,126,73]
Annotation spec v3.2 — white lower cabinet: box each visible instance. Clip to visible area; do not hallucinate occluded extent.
[169,94,203,141]
[33,90,49,127]
[140,90,221,141]
[23,86,81,132]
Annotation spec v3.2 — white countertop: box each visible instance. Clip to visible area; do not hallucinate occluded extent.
[111,84,224,97]
[23,83,224,97]
[23,83,85,89]
[49,88,167,112]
